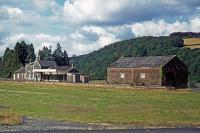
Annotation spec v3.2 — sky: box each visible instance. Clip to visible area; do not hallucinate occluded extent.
[0,0,200,56]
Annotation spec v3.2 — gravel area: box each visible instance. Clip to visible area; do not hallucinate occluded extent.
[0,116,127,132]
[1,116,200,132]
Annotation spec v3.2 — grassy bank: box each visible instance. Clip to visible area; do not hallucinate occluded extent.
[0,81,200,127]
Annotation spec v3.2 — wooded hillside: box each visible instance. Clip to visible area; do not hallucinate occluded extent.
[71,35,200,84]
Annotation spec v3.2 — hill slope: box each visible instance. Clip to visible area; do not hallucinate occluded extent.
[71,35,200,84]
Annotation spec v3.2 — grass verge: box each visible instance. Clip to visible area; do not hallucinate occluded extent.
[0,81,200,127]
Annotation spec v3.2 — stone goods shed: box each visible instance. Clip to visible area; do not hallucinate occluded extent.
[107,55,188,88]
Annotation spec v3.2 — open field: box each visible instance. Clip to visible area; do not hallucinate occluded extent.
[183,38,200,49]
[0,81,200,127]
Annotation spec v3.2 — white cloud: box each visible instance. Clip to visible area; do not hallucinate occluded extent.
[1,17,200,56]
[2,33,71,55]
[7,7,23,19]
[70,25,119,55]
[50,0,61,15]
[106,25,134,39]
[97,34,118,47]
[63,0,200,25]
[130,17,200,37]
[83,26,119,47]
[74,26,119,46]
[69,17,200,55]
[70,31,86,41]
[63,0,135,24]
[190,17,200,32]
[63,0,103,24]
[32,0,51,12]
[0,6,24,20]
[72,42,98,55]
[1,0,200,57]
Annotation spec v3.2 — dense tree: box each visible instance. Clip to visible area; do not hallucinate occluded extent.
[0,41,36,78]
[37,43,70,66]
[0,57,2,67]
[53,43,62,57]
[0,48,19,78]
[53,43,70,66]
[14,41,36,66]
[170,32,200,38]
[14,41,28,66]
[26,43,36,63]
[53,43,63,66]
[63,50,70,66]
[38,46,52,61]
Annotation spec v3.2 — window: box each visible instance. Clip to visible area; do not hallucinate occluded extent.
[140,73,145,79]
[17,74,20,79]
[120,73,125,78]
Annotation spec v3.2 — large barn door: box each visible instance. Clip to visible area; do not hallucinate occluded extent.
[164,72,176,87]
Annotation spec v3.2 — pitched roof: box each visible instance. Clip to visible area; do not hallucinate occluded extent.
[50,66,72,71]
[39,60,57,68]
[49,66,79,73]
[109,55,176,68]
[14,67,25,73]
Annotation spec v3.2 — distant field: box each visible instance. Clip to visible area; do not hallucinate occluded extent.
[184,38,200,49]
[0,81,200,127]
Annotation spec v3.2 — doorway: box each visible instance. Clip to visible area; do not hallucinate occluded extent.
[164,72,176,87]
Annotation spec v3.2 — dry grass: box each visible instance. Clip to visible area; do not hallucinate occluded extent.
[0,113,22,125]
[185,45,200,49]
[183,38,200,49]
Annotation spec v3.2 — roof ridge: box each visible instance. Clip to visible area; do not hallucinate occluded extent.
[109,55,177,68]
[122,55,176,58]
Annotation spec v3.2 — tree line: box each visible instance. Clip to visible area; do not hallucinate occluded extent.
[0,41,69,78]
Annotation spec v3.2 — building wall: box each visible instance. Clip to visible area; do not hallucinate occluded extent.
[80,75,89,83]
[25,64,34,80]
[32,61,41,81]
[162,56,188,88]
[13,73,26,81]
[107,67,161,85]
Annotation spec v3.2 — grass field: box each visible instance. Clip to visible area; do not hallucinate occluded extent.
[0,81,200,127]
[184,38,200,49]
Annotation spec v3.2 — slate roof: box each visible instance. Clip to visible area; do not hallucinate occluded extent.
[14,67,25,73]
[109,55,176,68]
[50,66,72,71]
[48,65,79,73]
[39,61,57,68]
